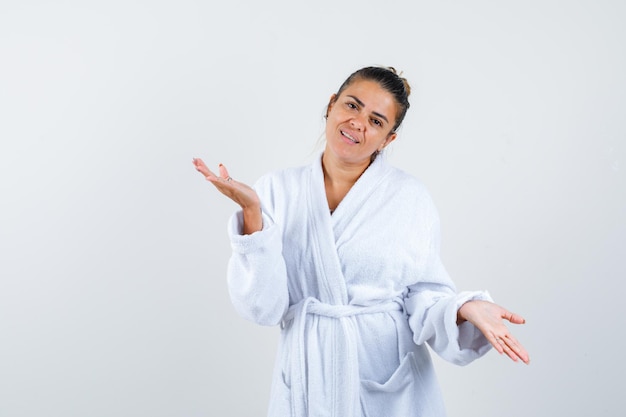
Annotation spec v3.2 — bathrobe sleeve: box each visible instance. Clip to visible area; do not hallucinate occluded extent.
[226,176,290,327]
[404,193,493,366]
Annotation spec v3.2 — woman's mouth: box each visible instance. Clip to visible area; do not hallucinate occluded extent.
[341,130,359,144]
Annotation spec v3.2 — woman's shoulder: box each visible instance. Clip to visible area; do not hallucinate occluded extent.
[383,162,433,200]
[251,161,313,214]
[381,164,441,224]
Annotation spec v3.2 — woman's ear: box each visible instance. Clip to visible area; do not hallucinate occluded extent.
[379,132,397,152]
[325,93,337,118]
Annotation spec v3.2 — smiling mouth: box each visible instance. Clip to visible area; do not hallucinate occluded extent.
[341,130,359,143]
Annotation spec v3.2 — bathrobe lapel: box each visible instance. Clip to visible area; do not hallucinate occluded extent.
[307,154,391,303]
[307,156,348,304]
[329,155,391,245]
[292,155,393,417]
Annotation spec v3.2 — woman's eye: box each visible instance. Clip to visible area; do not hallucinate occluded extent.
[347,102,357,109]
[372,118,382,127]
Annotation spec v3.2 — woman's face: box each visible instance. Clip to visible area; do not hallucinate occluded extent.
[325,79,398,167]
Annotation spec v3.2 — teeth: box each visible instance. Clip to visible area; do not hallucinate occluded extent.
[342,131,357,143]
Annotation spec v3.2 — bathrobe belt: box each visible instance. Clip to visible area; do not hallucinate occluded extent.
[282,297,403,417]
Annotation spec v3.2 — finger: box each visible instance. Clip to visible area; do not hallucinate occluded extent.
[192,158,215,178]
[192,157,207,170]
[503,344,519,363]
[496,334,530,364]
[503,332,522,348]
[218,163,230,180]
[496,337,519,363]
[503,335,530,364]
[489,332,505,355]
[503,310,526,325]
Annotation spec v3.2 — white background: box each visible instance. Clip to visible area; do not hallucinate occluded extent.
[1,1,624,416]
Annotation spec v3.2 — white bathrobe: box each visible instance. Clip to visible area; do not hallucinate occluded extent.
[227,153,493,417]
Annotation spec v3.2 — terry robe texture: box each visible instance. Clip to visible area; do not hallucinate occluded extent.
[227,154,492,417]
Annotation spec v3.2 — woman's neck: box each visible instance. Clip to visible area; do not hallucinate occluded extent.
[321,151,370,185]
[321,151,371,211]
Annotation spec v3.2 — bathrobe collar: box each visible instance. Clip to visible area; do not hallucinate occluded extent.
[306,152,393,305]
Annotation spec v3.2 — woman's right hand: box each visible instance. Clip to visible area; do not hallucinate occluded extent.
[193,158,262,234]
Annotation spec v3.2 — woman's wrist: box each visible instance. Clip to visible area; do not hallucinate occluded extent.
[457,301,472,325]
[242,204,263,235]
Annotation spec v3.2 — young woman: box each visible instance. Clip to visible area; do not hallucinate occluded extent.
[193,66,529,417]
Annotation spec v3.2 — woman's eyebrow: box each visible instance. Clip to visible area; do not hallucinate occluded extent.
[346,94,389,124]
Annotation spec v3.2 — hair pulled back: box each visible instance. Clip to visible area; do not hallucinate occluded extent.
[334,66,411,133]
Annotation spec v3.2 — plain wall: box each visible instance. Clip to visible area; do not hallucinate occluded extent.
[1,1,624,416]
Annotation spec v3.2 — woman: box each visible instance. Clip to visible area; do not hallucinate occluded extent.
[193,66,529,417]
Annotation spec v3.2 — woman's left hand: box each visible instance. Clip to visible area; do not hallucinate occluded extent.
[457,300,530,364]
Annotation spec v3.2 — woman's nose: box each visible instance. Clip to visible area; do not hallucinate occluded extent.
[350,115,365,130]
